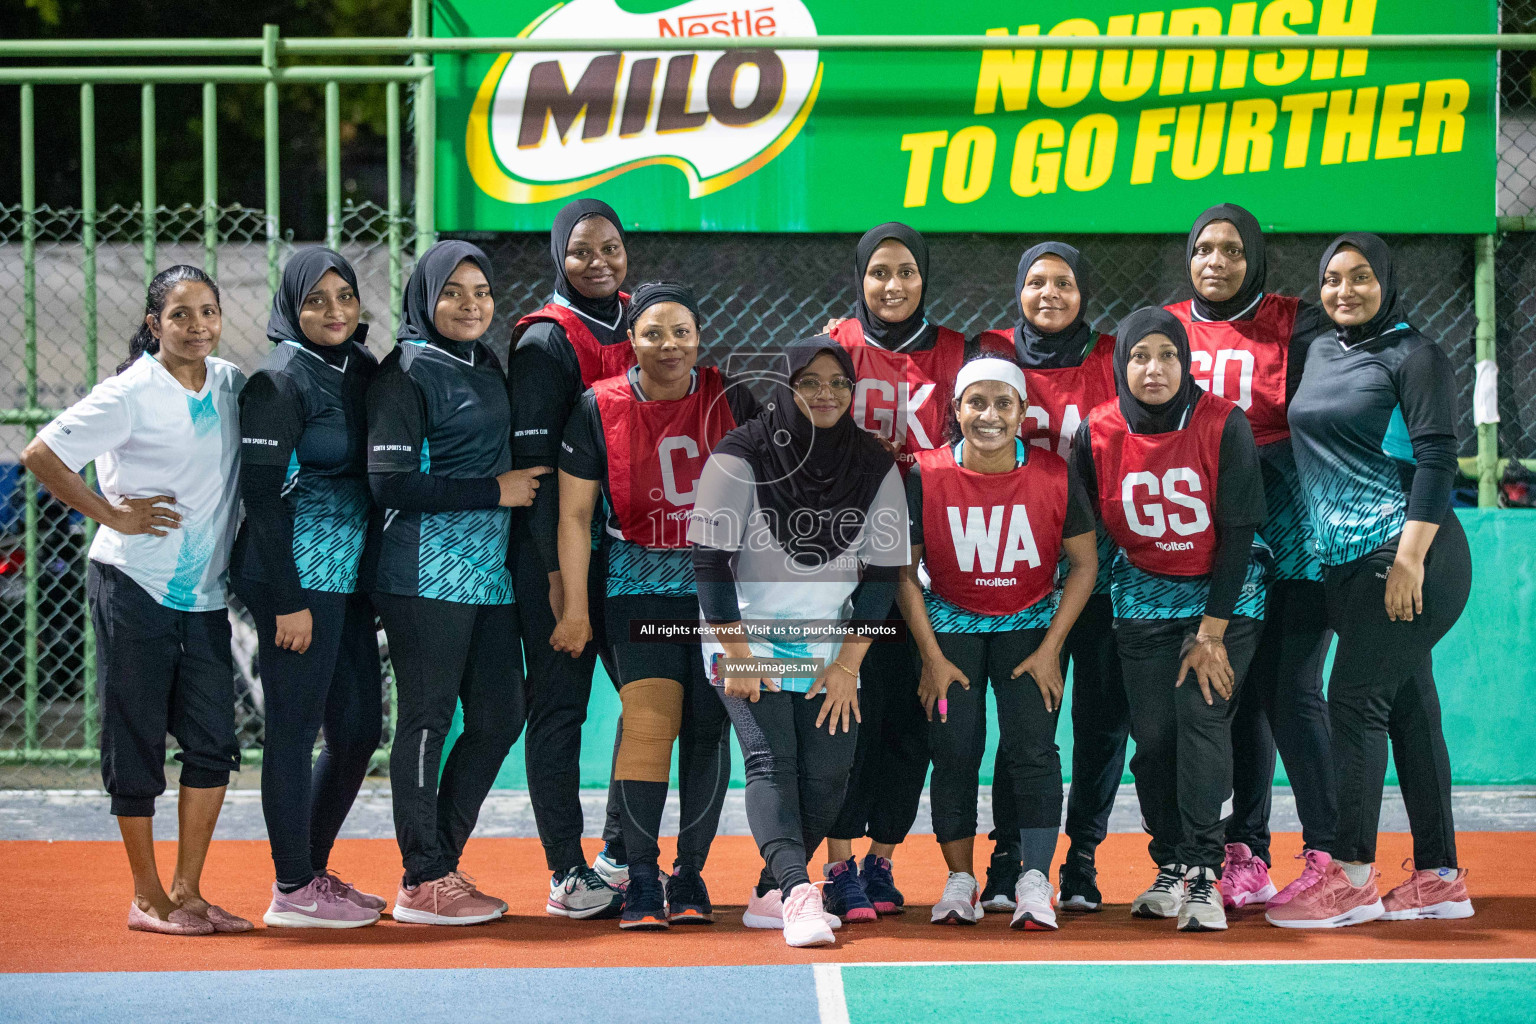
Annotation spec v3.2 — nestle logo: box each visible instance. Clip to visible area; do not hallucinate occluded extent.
[658,7,778,38]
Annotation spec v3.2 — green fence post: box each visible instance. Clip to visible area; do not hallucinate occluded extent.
[412,0,434,256]
[141,84,155,291]
[386,80,402,340]
[202,81,217,277]
[325,80,341,252]
[20,83,39,752]
[264,24,281,299]
[1474,234,1498,508]
[80,83,100,749]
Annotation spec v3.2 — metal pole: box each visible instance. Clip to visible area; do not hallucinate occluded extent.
[412,0,434,256]
[80,84,100,748]
[1474,234,1498,508]
[386,80,402,341]
[325,80,341,252]
[20,84,39,752]
[202,82,217,276]
[141,84,155,291]
[264,24,281,300]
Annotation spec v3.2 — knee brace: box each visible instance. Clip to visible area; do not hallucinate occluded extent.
[614,678,684,783]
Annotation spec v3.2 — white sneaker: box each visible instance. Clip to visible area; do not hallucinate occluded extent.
[1010,869,1058,931]
[592,850,630,891]
[782,882,836,947]
[930,871,983,925]
[546,865,622,919]
[743,887,842,930]
[1132,864,1185,919]
[1178,866,1228,932]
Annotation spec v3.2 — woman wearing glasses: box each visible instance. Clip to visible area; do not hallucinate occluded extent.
[691,339,907,947]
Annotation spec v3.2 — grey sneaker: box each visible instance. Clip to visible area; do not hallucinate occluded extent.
[1132,864,1185,919]
[1010,869,1058,931]
[930,871,983,925]
[547,865,623,919]
[1178,866,1228,931]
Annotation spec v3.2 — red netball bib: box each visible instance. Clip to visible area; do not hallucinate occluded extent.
[1088,391,1231,577]
[830,319,966,473]
[976,329,1117,459]
[514,295,636,389]
[916,444,1069,615]
[592,366,737,549]
[1165,294,1296,446]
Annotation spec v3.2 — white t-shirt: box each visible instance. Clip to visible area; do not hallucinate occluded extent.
[687,454,909,693]
[38,353,245,612]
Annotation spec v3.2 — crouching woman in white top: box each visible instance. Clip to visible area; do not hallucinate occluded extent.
[22,265,250,936]
[689,339,909,948]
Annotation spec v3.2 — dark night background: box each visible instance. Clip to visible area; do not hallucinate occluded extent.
[1,1,411,236]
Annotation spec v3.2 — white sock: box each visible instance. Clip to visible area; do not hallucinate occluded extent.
[1424,866,1456,878]
[1340,861,1373,886]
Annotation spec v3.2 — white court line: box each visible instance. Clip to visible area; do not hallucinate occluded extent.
[812,964,850,1024]
[833,957,1536,968]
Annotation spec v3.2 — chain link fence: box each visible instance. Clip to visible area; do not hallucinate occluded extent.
[1,201,411,787]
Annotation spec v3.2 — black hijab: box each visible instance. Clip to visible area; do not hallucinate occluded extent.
[398,240,494,358]
[1187,203,1268,321]
[713,339,894,567]
[267,246,367,365]
[550,198,626,332]
[625,281,702,334]
[1013,241,1095,369]
[1318,232,1407,349]
[853,222,934,351]
[1114,306,1204,435]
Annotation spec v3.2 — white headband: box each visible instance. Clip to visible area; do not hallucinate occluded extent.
[953,358,1027,404]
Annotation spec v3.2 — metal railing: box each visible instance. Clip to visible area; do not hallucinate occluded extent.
[2,13,1532,770]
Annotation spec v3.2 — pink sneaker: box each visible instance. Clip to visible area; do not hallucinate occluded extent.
[264,878,379,929]
[321,870,388,912]
[1218,843,1277,909]
[203,904,255,933]
[1380,860,1474,921]
[741,887,842,930]
[1267,849,1332,907]
[782,882,835,947]
[450,870,508,913]
[127,902,214,936]
[1265,860,1383,929]
[392,873,505,926]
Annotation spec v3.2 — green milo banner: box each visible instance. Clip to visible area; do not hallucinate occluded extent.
[433,0,1496,233]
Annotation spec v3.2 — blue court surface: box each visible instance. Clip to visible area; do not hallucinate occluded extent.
[3,961,1534,1024]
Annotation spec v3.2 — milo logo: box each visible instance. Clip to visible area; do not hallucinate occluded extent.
[466,0,821,204]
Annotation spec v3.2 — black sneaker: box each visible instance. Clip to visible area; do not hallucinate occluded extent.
[1059,846,1103,912]
[620,864,669,930]
[859,853,905,915]
[980,851,1022,911]
[665,867,714,924]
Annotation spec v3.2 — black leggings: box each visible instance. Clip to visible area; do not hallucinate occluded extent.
[513,538,624,873]
[375,593,525,887]
[606,595,731,873]
[828,635,928,845]
[723,689,859,894]
[1226,578,1336,861]
[1118,614,1261,871]
[928,628,1061,850]
[991,594,1125,857]
[236,581,382,889]
[1325,516,1471,867]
